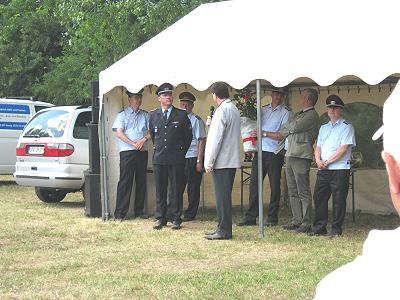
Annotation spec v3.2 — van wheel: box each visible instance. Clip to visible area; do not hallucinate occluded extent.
[35,187,67,203]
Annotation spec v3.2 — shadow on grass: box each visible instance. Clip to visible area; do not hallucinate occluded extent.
[0,180,17,186]
[48,201,85,209]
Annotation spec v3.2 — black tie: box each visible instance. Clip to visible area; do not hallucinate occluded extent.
[163,110,168,122]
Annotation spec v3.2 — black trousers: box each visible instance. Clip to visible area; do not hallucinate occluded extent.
[245,151,284,223]
[212,168,236,238]
[114,150,148,218]
[153,163,185,223]
[313,169,350,234]
[183,157,203,219]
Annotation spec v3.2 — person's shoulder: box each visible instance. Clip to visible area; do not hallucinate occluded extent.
[140,108,149,114]
[175,106,187,115]
[283,105,291,111]
[149,107,159,114]
[193,113,203,121]
[342,119,351,126]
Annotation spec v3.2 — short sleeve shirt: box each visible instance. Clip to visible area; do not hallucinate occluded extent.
[185,112,206,158]
[261,104,292,152]
[317,118,356,170]
[112,107,149,152]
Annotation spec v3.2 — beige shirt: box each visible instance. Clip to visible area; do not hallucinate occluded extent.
[204,99,241,169]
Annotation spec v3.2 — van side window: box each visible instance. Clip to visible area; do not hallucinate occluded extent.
[34,106,50,113]
[73,112,91,139]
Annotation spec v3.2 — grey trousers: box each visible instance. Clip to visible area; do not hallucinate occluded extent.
[212,168,236,238]
[285,156,312,226]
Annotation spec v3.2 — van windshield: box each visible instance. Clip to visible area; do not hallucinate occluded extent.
[23,110,70,138]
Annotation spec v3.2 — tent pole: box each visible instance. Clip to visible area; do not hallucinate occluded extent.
[100,96,110,221]
[256,79,264,238]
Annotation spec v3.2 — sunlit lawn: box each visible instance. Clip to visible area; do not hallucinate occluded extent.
[0,175,398,299]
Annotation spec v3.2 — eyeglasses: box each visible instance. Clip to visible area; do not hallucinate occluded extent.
[159,92,172,97]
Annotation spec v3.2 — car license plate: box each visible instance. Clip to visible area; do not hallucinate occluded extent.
[27,146,45,155]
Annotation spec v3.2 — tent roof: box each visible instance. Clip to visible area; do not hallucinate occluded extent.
[99,0,400,96]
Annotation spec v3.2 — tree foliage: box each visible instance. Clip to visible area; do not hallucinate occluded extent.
[0,0,219,105]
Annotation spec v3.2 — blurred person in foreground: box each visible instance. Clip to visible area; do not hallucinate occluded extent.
[313,86,400,300]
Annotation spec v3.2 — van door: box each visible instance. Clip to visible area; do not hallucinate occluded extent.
[68,111,91,166]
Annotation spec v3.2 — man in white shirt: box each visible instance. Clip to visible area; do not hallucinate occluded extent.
[313,84,400,300]
[310,95,356,237]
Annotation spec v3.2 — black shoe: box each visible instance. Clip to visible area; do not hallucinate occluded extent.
[265,222,278,227]
[137,214,149,220]
[237,219,256,226]
[171,221,182,230]
[205,232,232,240]
[182,216,195,222]
[114,216,125,222]
[295,225,312,234]
[308,229,328,236]
[153,219,167,230]
[282,223,300,231]
[205,230,217,236]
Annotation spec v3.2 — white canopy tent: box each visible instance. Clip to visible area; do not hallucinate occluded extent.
[99,0,400,236]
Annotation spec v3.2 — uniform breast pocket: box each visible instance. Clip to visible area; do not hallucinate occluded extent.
[172,121,181,129]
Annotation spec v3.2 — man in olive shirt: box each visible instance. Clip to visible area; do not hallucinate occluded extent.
[277,88,319,233]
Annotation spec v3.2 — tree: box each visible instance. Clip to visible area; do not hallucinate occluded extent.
[0,0,220,104]
[0,0,63,98]
[34,0,219,105]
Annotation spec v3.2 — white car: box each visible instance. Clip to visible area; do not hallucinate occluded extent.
[14,105,91,202]
[0,97,54,174]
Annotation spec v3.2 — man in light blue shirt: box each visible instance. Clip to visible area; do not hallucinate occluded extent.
[112,89,150,220]
[310,94,356,237]
[238,87,292,227]
[178,92,206,221]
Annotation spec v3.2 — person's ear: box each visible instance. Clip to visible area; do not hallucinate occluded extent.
[382,151,400,213]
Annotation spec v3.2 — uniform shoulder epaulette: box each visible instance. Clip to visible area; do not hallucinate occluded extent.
[262,104,270,108]
[343,120,349,125]
[118,109,124,113]
[177,107,186,111]
[149,108,158,112]
[194,114,202,121]
[284,105,291,111]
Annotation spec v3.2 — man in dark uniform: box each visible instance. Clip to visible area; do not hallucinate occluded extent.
[149,83,193,230]
[112,89,150,221]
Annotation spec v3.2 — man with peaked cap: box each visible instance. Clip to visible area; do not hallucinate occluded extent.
[177,92,206,221]
[112,88,150,221]
[309,95,356,237]
[149,83,193,230]
[313,85,400,300]
[238,87,292,227]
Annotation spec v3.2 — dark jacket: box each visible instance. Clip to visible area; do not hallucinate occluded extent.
[149,106,193,165]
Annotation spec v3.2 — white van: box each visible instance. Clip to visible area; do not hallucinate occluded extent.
[14,105,90,202]
[0,97,54,174]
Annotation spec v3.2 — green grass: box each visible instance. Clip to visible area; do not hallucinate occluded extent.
[0,175,398,299]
